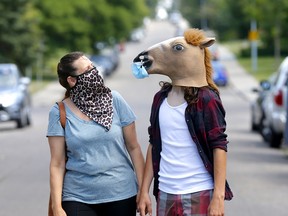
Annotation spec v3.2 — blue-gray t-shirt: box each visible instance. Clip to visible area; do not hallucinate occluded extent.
[47,91,138,204]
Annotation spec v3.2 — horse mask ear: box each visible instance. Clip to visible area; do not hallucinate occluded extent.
[200,38,215,48]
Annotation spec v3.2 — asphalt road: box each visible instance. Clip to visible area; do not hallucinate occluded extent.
[0,20,288,216]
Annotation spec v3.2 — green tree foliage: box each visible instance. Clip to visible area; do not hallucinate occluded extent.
[180,0,288,56]
[35,0,111,55]
[240,0,288,57]
[0,0,148,73]
[1,0,287,72]
[0,0,42,73]
[108,0,149,41]
[180,0,249,41]
[35,0,148,57]
[179,0,199,28]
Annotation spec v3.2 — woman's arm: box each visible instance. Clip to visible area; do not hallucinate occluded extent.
[123,122,145,199]
[138,144,154,216]
[208,148,226,216]
[48,136,67,216]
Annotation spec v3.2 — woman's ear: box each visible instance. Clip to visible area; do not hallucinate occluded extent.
[67,76,77,88]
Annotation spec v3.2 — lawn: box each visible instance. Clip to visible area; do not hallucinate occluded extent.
[222,40,285,81]
[29,80,51,94]
[237,56,284,81]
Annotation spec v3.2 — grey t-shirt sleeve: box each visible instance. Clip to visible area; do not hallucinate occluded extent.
[112,91,136,127]
[46,103,65,137]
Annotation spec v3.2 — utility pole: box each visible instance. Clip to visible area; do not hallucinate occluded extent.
[200,0,208,30]
[172,0,180,11]
[249,19,258,72]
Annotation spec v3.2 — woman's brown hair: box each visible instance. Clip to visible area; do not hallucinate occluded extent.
[160,81,200,106]
[57,51,84,98]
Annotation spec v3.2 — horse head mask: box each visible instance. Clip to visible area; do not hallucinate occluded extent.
[132,28,217,88]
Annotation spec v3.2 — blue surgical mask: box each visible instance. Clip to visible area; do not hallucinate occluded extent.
[131,62,149,79]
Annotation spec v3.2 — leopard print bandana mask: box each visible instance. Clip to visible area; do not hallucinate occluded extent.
[70,67,113,130]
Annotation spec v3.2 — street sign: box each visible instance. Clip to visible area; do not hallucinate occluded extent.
[249,30,258,41]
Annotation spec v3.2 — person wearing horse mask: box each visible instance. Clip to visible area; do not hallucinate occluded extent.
[133,29,233,216]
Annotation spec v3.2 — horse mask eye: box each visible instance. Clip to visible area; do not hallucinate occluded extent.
[173,44,184,51]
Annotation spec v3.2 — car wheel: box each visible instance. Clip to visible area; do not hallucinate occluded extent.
[26,111,31,126]
[251,109,261,131]
[251,114,259,131]
[258,117,266,140]
[251,122,259,131]
[268,127,282,148]
[260,115,271,142]
[16,107,28,128]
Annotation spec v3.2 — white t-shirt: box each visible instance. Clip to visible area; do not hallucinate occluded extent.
[158,98,213,194]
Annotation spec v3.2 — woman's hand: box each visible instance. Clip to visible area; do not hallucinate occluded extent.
[207,194,224,216]
[137,144,154,216]
[52,207,67,216]
[138,191,152,216]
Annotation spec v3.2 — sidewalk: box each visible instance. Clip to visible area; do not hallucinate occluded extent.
[31,46,259,107]
[219,45,259,102]
[32,81,65,107]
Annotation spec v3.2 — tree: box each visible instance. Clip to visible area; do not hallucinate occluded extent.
[36,0,148,58]
[0,0,149,74]
[180,0,249,41]
[0,0,42,73]
[180,0,288,58]
[240,0,288,58]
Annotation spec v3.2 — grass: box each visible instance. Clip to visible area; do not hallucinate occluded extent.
[237,57,284,81]
[29,80,51,94]
[27,72,58,94]
[223,40,285,81]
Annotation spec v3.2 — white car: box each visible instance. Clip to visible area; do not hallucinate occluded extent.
[251,73,276,129]
[262,57,288,148]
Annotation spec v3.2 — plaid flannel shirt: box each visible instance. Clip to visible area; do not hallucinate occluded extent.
[148,85,233,200]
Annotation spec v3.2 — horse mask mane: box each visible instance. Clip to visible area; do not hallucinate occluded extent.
[133,28,218,90]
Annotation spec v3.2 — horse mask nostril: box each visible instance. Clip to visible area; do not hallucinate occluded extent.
[133,51,148,63]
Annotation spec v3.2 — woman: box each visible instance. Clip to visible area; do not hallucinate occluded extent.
[138,82,233,216]
[47,51,144,216]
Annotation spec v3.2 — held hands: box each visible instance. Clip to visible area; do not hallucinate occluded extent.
[137,192,152,216]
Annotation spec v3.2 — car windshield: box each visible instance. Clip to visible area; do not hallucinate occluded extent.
[0,68,17,88]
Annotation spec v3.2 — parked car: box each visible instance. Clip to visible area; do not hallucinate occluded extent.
[91,43,120,77]
[90,55,115,77]
[0,63,31,128]
[101,45,120,71]
[261,56,288,148]
[250,74,275,133]
[212,60,228,87]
